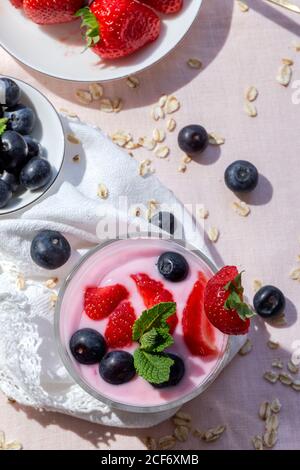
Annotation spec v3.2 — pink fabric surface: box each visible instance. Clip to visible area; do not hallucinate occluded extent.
[1,0,300,450]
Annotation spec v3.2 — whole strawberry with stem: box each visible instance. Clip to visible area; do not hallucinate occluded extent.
[75,0,161,60]
[23,0,85,25]
[204,266,255,335]
[10,0,24,8]
[139,0,183,14]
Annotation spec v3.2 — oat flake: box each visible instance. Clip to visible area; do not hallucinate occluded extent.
[158,435,176,450]
[99,98,114,113]
[263,371,278,384]
[75,89,92,105]
[263,430,277,448]
[143,437,157,450]
[208,133,225,145]
[239,338,252,356]
[165,96,180,114]
[259,401,271,421]
[208,227,219,243]
[155,146,170,159]
[237,1,249,12]
[270,398,282,413]
[166,118,176,132]
[174,425,189,442]
[245,86,258,102]
[232,200,251,217]
[88,83,103,100]
[151,105,165,121]
[244,101,257,117]
[67,134,81,145]
[252,435,263,450]
[97,183,109,199]
[152,128,166,143]
[126,75,140,88]
[267,340,280,350]
[253,279,263,292]
[187,58,202,69]
[276,64,292,87]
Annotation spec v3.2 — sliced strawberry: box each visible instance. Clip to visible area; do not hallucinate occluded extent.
[105,301,136,348]
[182,272,218,356]
[131,273,178,333]
[204,266,252,335]
[84,284,129,320]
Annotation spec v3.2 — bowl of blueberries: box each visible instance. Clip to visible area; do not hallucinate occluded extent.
[0,76,65,215]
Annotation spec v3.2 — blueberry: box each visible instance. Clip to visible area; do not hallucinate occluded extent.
[152,353,185,388]
[0,180,12,208]
[99,351,136,385]
[0,78,21,107]
[70,329,107,365]
[150,211,175,235]
[157,251,189,282]
[5,105,36,135]
[225,160,259,192]
[24,136,42,160]
[30,230,71,270]
[0,171,19,192]
[0,130,28,171]
[178,125,208,156]
[253,285,285,319]
[20,158,52,190]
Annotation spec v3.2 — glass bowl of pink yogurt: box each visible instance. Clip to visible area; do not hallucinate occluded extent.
[55,235,231,413]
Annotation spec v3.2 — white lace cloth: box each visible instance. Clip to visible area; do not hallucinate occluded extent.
[0,117,245,428]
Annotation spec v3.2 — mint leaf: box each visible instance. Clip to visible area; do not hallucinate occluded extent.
[140,327,174,353]
[75,7,100,47]
[0,118,8,136]
[133,349,174,384]
[132,302,176,341]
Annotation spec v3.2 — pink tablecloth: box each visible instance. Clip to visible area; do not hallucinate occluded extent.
[1,0,300,450]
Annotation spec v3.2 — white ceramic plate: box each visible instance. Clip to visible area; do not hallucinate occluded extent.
[0,76,65,216]
[0,1,202,82]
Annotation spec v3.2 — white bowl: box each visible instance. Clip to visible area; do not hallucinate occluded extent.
[0,76,65,216]
[0,1,203,82]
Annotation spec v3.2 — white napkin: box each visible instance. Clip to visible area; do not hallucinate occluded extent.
[0,117,245,428]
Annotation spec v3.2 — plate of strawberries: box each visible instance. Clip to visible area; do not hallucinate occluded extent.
[0,0,202,82]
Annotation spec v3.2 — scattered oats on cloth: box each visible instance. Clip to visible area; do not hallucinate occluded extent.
[0,116,244,429]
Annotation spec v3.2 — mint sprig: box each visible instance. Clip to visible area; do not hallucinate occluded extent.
[134,349,174,385]
[224,271,255,321]
[0,118,8,136]
[140,327,174,353]
[133,302,176,384]
[132,301,176,341]
[75,7,100,48]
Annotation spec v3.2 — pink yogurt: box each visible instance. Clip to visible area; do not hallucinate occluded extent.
[58,238,228,409]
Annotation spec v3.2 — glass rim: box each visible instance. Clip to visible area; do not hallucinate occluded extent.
[54,233,232,414]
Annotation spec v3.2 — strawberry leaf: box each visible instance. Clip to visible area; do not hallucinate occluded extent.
[224,271,244,295]
[224,290,255,321]
[224,270,255,321]
[75,7,100,47]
